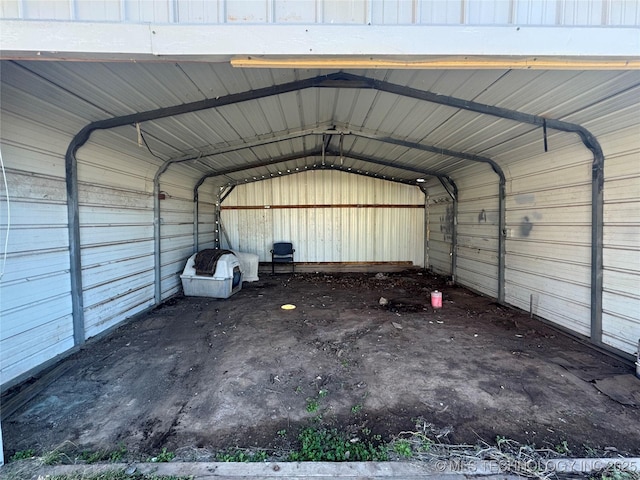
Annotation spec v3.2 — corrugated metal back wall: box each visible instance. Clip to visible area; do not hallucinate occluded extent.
[221,170,425,266]
[2,0,639,25]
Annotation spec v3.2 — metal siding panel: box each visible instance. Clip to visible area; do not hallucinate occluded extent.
[84,286,155,338]
[75,0,122,21]
[601,127,640,355]
[321,0,367,23]
[22,0,71,20]
[503,140,594,344]
[0,119,73,387]
[455,259,499,297]
[227,0,268,22]
[427,187,453,275]
[0,0,20,18]
[177,0,221,23]
[558,0,605,25]
[512,0,557,25]
[505,272,591,336]
[124,0,170,22]
[466,0,511,24]
[222,170,423,265]
[160,195,196,298]
[370,0,416,24]
[198,199,217,249]
[602,312,639,354]
[419,0,463,24]
[1,317,75,383]
[4,0,639,24]
[453,167,499,297]
[609,0,640,25]
[275,0,317,22]
[78,180,155,340]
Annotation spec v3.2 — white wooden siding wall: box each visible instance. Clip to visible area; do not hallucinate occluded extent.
[0,78,75,386]
[2,0,639,25]
[222,170,425,266]
[504,144,593,337]
[425,182,453,276]
[601,126,640,355]
[454,166,500,298]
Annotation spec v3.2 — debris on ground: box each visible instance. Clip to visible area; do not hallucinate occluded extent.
[2,270,638,464]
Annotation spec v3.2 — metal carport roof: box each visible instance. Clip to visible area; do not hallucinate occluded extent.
[3,60,639,357]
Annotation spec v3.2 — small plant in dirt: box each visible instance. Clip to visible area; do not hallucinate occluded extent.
[591,465,640,480]
[80,449,106,464]
[419,437,433,452]
[555,440,571,455]
[306,398,319,413]
[43,449,69,465]
[79,442,127,463]
[277,429,287,437]
[150,447,175,463]
[351,403,363,414]
[9,449,35,461]
[305,389,329,413]
[288,426,388,462]
[216,448,268,462]
[392,439,413,458]
[583,444,600,458]
[109,443,128,462]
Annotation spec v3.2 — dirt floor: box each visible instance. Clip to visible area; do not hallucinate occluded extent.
[3,270,640,461]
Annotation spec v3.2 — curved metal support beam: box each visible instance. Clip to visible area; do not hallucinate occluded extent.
[324,72,601,328]
[325,148,455,184]
[351,132,506,302]
[65,70,603,348]
[193,190,199,253]
[221,163,424,188]
[170,126,328,165]
[193,148,325,197]
[152,160,174,305]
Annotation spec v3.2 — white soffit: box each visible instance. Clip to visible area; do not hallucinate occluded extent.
[1,21,639,68]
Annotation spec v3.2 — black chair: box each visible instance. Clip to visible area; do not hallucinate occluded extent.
[271,242,295,274]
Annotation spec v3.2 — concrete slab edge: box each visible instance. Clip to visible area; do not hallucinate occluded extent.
[20,458,640,479]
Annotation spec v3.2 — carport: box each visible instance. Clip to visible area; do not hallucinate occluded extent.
[11,64,638,363]
[1,5,639,469]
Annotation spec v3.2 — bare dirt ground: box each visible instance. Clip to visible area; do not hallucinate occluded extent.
[3,270,640,462]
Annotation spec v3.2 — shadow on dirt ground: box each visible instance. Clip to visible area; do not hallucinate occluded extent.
[3,271,639,461]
